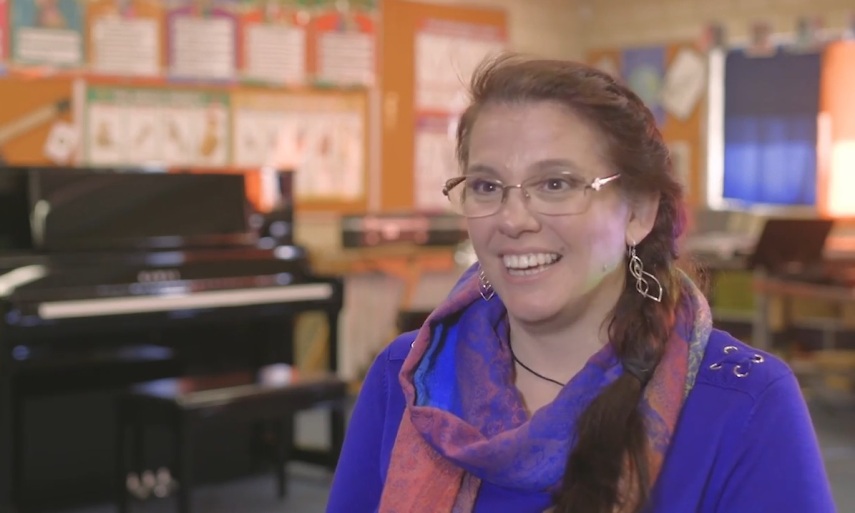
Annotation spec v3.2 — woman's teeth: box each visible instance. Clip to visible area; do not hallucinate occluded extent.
[503,253,561,275]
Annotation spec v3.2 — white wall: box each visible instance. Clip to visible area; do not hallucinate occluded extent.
[420,0,583,59]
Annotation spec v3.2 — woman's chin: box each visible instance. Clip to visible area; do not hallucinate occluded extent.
[500,295,568,325]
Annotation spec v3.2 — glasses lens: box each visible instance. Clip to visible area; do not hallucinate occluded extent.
[526,175,588,215]
[461,177,504,217]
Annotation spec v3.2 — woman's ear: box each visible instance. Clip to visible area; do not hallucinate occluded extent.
[625,192,660,245]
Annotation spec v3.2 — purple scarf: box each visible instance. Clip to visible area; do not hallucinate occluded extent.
[379,265,712,512]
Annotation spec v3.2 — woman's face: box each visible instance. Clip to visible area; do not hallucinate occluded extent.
[464,101,652,326]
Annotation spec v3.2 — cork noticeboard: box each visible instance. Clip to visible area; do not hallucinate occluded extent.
[587,43,706,208]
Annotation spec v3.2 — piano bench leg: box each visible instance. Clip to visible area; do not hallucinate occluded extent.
[115,400,127,513]
[275,415,294,499]
[174,414,193,513]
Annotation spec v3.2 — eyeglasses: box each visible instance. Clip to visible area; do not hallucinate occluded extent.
[442,172,621,218]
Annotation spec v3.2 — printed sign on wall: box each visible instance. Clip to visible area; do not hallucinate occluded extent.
[240,0,308,85]
[85,85,230,168]
[167,0,238,81]
[11,0,84,67]
[312,5,376,87]
[86,0,163,77]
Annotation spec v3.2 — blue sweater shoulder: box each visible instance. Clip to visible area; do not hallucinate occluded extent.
[695,329,793,396]
[385,329,418,362]
[652,329,836,513]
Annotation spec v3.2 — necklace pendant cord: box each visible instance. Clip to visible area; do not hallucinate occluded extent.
[508,342,566,387]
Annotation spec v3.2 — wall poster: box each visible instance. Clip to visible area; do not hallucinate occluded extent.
[241,0,307,86]
[86,0,162,77]
[11,0,84,67]
[312,3,376,87]
[231,90,365,202]
[84,85,230,168]
[167,0,238,81]
[413,18,505,211]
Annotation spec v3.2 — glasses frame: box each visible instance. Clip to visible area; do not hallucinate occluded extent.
[442,172,621,218]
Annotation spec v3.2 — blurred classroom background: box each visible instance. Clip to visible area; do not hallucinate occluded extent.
[0,0,854,512]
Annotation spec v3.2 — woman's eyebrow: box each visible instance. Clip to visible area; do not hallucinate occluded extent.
[464,163,501,176]
[529,158,583,173]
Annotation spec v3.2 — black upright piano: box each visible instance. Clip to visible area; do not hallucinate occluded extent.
[0,167,343,512]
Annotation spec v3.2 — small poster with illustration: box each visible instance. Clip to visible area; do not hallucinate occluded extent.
[240,0,308,85]
[167,0,238,81]
[11,0,84,67]
[85,86,230,168]
[312,2,376,87]
[86,0,163,77]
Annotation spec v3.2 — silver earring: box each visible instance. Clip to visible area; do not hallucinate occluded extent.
[478,267,494,301]
[628,246,663,302]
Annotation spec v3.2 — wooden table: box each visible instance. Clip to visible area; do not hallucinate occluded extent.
[752,272,855,352]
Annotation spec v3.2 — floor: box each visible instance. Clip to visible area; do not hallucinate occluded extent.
[56,402,855,513]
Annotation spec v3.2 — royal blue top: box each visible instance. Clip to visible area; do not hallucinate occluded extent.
[327,329,836,513]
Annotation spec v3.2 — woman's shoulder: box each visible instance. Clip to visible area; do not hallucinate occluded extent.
[382,329,418,362]
[692,329,795,399]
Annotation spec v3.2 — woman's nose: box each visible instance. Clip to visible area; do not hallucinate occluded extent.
[497,187,540,236]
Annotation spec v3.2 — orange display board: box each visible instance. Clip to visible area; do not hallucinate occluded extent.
[380,0,507,212]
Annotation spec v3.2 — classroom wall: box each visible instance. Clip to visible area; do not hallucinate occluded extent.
[422,0,582,59]
[296,0,583,255]
[579,0,854,50]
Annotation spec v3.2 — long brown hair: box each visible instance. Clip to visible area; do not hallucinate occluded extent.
[455,54,687,513]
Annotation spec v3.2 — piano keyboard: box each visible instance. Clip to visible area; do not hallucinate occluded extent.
[36,283,335,320]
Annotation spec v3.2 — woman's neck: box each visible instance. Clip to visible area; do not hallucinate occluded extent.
[508,275,624,386]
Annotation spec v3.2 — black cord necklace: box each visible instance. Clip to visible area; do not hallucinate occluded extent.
[508,341,566,387]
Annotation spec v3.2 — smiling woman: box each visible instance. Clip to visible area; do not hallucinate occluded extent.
[327,54,835,513]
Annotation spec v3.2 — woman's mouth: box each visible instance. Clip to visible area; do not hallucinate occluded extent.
[502,253,562,276]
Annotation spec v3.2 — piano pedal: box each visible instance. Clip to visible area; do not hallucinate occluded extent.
[126,467,177,500]
[125,472,149,500]
[153,467,176,498]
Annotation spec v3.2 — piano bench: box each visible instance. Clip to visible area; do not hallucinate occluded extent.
[114,366,348,513]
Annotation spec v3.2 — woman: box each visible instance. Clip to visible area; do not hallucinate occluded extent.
[327,55,835,513]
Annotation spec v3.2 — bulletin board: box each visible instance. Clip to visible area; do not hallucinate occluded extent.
[5,0,378,88]
[587,43,707,208]
[0,0,376,217]
[79,77,369,213]
[380,0,507,212]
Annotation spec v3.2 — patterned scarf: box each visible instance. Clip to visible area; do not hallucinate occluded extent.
[378,265,712,512]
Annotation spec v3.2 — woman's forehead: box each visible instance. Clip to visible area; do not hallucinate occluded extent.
[466,102,608,173]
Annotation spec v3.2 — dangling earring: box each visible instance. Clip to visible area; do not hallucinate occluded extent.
[478,266,494,301]
[628,244,663,302]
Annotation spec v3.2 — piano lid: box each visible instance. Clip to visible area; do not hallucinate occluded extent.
[1,166,259,255]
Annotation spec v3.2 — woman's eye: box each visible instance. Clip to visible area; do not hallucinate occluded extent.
[467,179,500,195]
[540,177,581,192]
